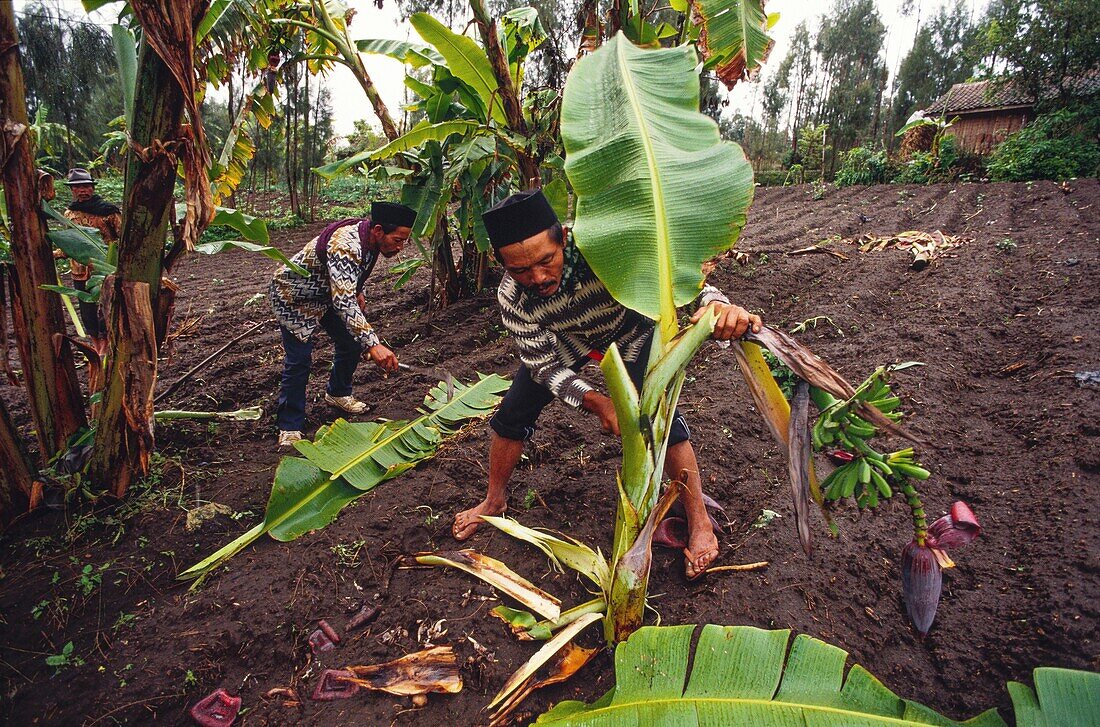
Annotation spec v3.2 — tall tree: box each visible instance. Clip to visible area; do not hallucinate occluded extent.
[16,1,119,169]
[87,1,210,498]
[984,0,1100,105]
[814,0,886,167]
[892,0,981,128]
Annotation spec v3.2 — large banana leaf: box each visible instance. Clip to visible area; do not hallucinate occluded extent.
[537,624,1025,725]
[313,121,480,179]
[178,376,508,582]
[410,13,508,126]
[561,33,753,344]
[691,0,775,88]
[355,37,444,66]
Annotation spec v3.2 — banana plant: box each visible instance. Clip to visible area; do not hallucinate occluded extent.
[416,32,759,718]
[536,624,1100,725]
[313,8,555,304]
[178,375,508,583]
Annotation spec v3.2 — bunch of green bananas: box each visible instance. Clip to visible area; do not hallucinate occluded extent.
[810,368,903,450]
[811,368,931,510]
[820,447,931,508]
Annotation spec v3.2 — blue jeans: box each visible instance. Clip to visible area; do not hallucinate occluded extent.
[276,309,363,431]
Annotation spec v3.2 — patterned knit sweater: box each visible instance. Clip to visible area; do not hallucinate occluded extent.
[62,208,122,281]
[270,224,380,348]
[499,241,729,408]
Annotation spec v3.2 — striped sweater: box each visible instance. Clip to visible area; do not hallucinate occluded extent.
[270,224,380,348]
[499,241,728,408]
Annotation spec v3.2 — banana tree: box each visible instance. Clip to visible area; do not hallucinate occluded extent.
[536,624,1100,725]
[314,9,558,304]
[415,30,765,718]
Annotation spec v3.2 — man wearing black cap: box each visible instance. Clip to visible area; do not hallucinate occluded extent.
[60,168,121,354]
[270,202,416,448]
[454,190,761,579]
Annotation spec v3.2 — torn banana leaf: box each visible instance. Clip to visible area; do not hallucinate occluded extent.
[179,376,508,582]
[788,381,813,556]
[417,550,562,621]
[489,641,599,726]
[488,611,603,711]
[345,645,462,695]
[482,516,609,588]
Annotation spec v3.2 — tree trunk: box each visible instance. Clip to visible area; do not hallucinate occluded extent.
[87,38,187,498]
[0,6,87,462]
[431,222,459,308]
[0,394,36,527]
[469,0,540,188]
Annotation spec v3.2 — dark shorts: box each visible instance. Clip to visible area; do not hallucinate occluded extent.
[490,333,690,446]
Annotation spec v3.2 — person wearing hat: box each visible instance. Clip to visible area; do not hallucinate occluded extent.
[453,190,762,579]
[61,167,121,354]
[270,202,416,448]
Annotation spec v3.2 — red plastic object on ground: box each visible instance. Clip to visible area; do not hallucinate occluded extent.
[311,669,360,701]
[308,619,340,654]
[189,689,241,727]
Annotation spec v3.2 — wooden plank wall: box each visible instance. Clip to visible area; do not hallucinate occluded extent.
[948,109,1033,155]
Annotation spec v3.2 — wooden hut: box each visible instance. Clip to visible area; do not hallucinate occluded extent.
[924,80,1034,155]
[924,72,1100,155]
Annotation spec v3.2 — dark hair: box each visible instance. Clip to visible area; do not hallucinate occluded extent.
[373,221,402,234]
[492,222,564,264]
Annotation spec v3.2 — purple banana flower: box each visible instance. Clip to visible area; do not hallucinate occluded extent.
[927,501,981,550]
[902,501,981,637]
[901,541,942,638]
[189,689,241,727]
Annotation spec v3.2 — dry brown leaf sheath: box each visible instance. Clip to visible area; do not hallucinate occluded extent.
[345,646,462,696]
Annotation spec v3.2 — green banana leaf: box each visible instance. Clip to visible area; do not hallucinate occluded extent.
[537,624,1018,725]
[178,375,509,582]
[313,121,480,179]
[355,37,444,66]
[410,13,508,126]
[194,240,306,277]
[690,0,775,88]
[111,24,137,130]
[561,33,753,344]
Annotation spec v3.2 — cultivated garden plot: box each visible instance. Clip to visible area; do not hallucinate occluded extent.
[1,179,1097,724]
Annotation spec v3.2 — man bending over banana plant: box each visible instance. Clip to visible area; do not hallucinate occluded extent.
[453,190,761,579]
[270,202,415,449]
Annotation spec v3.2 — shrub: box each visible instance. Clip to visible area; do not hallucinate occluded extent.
[834,146,892,187]
[987,106,1100,182]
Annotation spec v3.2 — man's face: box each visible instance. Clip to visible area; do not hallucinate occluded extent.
[499,227,565,297]
[71,184,94,202]
[373,225,411,258]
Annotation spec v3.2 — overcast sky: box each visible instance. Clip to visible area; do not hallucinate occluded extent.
[20,0,989,136]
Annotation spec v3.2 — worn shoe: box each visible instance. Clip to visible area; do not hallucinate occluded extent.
[324,393,369,414]
[278,430,303,448]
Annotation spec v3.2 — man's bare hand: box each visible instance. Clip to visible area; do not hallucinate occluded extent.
[357,293,367,312]
[582,391,620,436]
[691,302,763,341]
[368,343,398,372]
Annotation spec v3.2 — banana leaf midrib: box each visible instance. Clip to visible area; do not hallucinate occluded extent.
[321,378,491,481]
[613,37,676,339]
[550,695,938,724]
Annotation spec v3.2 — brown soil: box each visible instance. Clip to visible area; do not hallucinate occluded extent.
[2,180,1098,725]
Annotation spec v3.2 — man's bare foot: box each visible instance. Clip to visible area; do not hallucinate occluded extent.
[684,526,719,580]
[452,499,506,541]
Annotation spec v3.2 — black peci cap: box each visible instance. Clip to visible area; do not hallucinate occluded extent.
[482,190,559,250]
[370,201,417,228]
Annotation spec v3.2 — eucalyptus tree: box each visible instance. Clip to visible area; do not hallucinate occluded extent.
[16,1,119,168]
